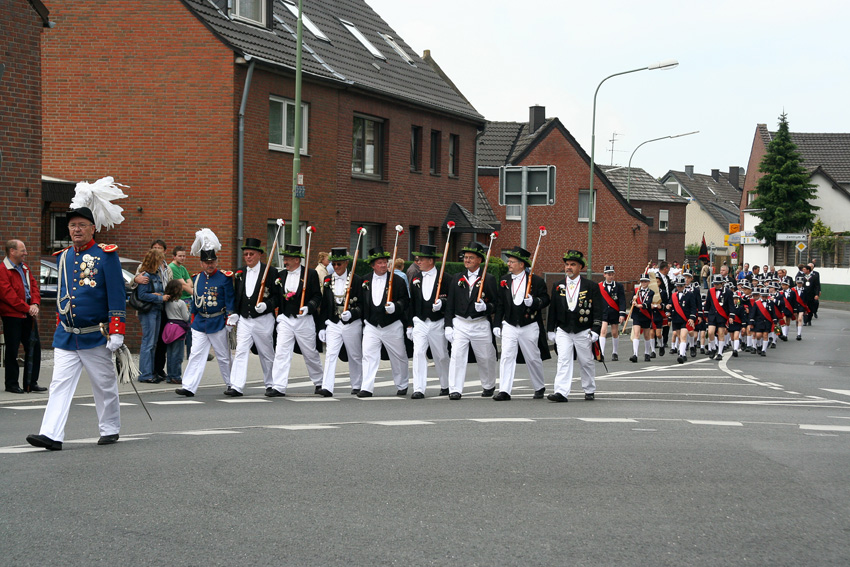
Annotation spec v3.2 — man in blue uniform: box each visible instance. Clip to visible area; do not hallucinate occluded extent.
[26,202,127,451]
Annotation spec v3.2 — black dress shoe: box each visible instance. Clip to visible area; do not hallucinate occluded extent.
[411,392,425,400]
[677,355,686,364]
[690,347,697,358]
[439,388,449,396]
[97,434,120,445]
[650,351,656,358]
[769,342,776,349]
[758,350,766,357]
[493,391,511,401]
[317,389,333,397]
[175,388,195,397]
[629,355,638,363]
[644,354,651,362]
[699,347,706,354]
[714,354,723,361]
[27,384,48,392]
[732,350,738,357]
[611,353,618,362]
[5,386,25,394]
[584,393,595,401]
[228,389,244,397]
[26,434,62,451]
[780,335,788,342]
[658,348,665,357]
[796,336,802,341]
[265,387,274,395]
[533,388,545,399]
[265,389,286,397]
[351,389,361,395]
[356,390,373,398]
[547,392,568,402]
[224,388,235,396]
[448,392,461,400]
[670,348,677,355]
[396,387,408,396]
[481,388,495,398]
[314,385,322,395]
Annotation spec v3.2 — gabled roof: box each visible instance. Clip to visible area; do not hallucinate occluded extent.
[181,0,483,123]
[474,184,501,230]
[478,119,557,168]
[758,124,850,184]
[444,202,497,234]
[598,165,688,204]
[662,169,742,229]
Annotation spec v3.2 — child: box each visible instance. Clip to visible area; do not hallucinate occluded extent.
[163,279,190,384]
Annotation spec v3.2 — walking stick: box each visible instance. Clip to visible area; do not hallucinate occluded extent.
[525,225,547,297]
[343,226,366,312]
[386,224,404,304]
[435,221,455,299]
[256,218,284,307]
[299,225,316,310]
[476,231,499,302]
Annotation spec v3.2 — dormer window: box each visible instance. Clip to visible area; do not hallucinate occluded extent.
[339,19,385,59]
[233,0,266,26]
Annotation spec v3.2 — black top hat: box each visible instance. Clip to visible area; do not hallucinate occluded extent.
[504,246,531,265]
[241,237,265,254]
[412,244,441,259]
[639,273,651,282]
[200,249,217,262]
[366,245,391,263]
[329,247,352,262]
[603,265,615,273]
[282,243,304,258]
[562,249,586,268]
[460,241,487,260]
[712,274,724,284]
[67,207,95,226]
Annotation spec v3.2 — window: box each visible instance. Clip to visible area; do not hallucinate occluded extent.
[350,223,383,257]
[659,209,669,231]
[352,115,384,177]
[430,130,441,175]
[269,96,308,153]
[427,227,436,246]
[268,220,306,268]
[410,126,422,172]
[506,204,521,221]
[578,190,597,222]
[378,33,416,66]
[281,1,329,41]
[657,248,667,262]
[339,19,385,59]
[408,226,419,259]
[747,191,757,206]
[448,134,459,177]
[50,211,71,249]
[233,0,266,25]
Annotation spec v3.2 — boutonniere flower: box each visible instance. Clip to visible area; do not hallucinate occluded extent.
[323,277,332,288]
[235,270,243,278]
[458,278,465,287]
[557,284,566,290]
[362,280,370,290]
[412,278,421,287]
[500,280,508,287]
[285,291,296,301]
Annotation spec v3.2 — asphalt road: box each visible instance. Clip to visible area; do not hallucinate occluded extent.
[1,308,848,566]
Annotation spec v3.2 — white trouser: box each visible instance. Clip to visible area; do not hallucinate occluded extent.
[230,315,276,392]
[182,328,232,393]
[448,317,497,394]
[271,315,323,392]
[39,346,120,442]
[360,320,409,393]
[498,322,545,395]
[411,318,449,394]
[552,328,596,398]
[321,320,363,394]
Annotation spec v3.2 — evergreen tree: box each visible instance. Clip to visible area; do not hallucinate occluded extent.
[751,113,819,247]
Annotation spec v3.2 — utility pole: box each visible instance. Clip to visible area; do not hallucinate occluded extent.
[290,0,304,245]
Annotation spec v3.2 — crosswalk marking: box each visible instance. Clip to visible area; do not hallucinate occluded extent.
[266,424,339,430]
[577,418,637,423]
[470,418,534,423]
[370,420,434,426]
[821,389,850,397]
[687,420,742,426]
[218,399,273,403]
[149,400,204,405]
[799,424,850,433]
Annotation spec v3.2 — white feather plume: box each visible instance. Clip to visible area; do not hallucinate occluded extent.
[70,176,129,231]
[190,228,222,256]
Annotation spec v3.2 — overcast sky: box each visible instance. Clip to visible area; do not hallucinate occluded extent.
[367,0,849,180]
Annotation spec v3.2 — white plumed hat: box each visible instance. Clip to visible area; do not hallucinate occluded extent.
[69,176,129,231]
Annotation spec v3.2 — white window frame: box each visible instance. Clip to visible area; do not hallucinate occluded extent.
[659,209,669,232]
[269,96,309,154]
[352,114,384,177]
[50,211,72,249]
[232,0,266,26]
[578,190,597,222]
[281,1,329,42]
[379,33,415,66]
[505,204,522,221]
[657,248,667,262]
[339,19,385,59]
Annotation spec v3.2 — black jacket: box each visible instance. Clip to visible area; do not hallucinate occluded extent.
[494,271,551,361]
[359,271,409,328]
[232,263,278,319]
[547,276,602,335]
[273,266,321,319]
[318,270,363,329]
[407,270,449,323]
[444,271,498,327]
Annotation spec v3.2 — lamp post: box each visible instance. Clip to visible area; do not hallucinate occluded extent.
[290,0,304,245]
[586,59,678,276]
[626,130,698,202]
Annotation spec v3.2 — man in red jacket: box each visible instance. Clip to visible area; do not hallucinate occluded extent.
[0,239,44,393]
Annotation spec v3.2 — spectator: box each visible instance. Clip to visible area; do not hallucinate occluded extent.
[700,260,711,288]
[315,251,330,282]
[162,279,189,384]
[136,249,170,383]
[134,240,172,377]
[393,257,409,289]
[737,262,751,281]
[0,239,44,393]
[168,245,194,356]
[669,261,682,278]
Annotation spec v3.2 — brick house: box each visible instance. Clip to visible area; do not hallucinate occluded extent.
[598,165,688,265]
[478,106,651,283]
[40,0,485,272]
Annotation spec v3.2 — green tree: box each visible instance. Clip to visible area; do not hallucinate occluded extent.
[751,113,819,247]
[810,219,837,264]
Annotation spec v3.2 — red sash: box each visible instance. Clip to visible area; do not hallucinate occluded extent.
[781,293,794,314]
[634,288,655,328]
[671,292,694,330]
[599,282,620,311]
[755,300,774,322]
[709,289,729,319]
[793,289,811,313]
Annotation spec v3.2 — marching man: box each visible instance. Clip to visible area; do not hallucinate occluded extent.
[27,178,128,450]
[598,265,626,361]
[704,274,733,360]
[176,229,235,397]
[669,275,697,364]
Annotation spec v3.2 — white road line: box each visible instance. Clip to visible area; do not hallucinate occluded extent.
[149,400,204,405]
[577,418,638,423]
[218,399,273,403]
[687,420,743,426]
[471,418,535,423]
[822,389,850,397]
[369,420,434,426]
[169,430,239,435]
[284,397,340,402]
[799,424,850,433]
[77,402,137,407]
[355,396,403,401]
[0,447,43,454]
[2,405,48,410]
[266,424,339,430]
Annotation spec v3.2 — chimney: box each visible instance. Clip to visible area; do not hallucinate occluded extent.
[685,165,694,179]
[711,169,720,181]
[728,166,740,189]
[529,105,545,134]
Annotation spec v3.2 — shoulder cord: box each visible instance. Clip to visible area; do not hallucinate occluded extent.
[193,273,206,309]
[56,249,72,316]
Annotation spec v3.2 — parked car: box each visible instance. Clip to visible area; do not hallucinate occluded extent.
[38,256,140,301]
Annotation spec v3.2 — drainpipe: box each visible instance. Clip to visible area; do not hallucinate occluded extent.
[237,56,256,252]
[473,127,485,219]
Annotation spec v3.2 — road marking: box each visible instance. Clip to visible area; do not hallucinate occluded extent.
[355,396,403,401]
[822,389,850,397]
[471,418,535,423]
[799,424,850,432]
[266,424,339,430]
[149,400,204,405]
[2,405,48,410]
[0,447,43,454]
[170,430,239,435]
[577,418,638,423]
[218,399,273,403]
[78,402,136,407]
[687,420,743,426]
[631,428,657,431]
[369,420,434,426]
[284,397,340,402]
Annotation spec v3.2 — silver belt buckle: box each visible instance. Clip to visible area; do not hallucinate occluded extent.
[72,327,81,334]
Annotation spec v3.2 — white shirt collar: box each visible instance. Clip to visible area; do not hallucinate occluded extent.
[422,268,437,277]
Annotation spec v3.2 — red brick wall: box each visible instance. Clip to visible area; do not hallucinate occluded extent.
[480,131,649,281]
[632,200,688,264]
[741,125,767,222]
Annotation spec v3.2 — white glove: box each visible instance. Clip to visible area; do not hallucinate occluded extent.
[255,302,267,314]
[227,314,239,327]
[385,301,396,314]
[474,300,487,313]
[318,329,327,343]
[523,296,534,307]
[547,332,556,342]
[298,305,309,318]
[432,299,443,312]
[341,310,352,322]
[589,331,599,342]
[106,334,124,352]
[405,327,413,341]
[492,327,501,338]
[444,327,454,343]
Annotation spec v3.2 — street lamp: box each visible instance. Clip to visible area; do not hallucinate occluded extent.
[586,59,678,276]
[626,130,698,202]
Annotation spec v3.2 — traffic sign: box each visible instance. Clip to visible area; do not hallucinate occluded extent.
[728,223,741,234]
[731,251,737,259]
[796,242,807,252]
[777,233,808,241]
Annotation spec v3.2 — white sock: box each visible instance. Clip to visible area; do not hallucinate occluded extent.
[762,340,768,352]
[633,339,640,356]
[797,326,802,337]
[733,339,740,351]
[679,343,687,356]
[600,336,607,354]
[781,325,788,337]
[611,337,619,354]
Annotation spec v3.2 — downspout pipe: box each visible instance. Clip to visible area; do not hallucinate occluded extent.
[237,56,256,252]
